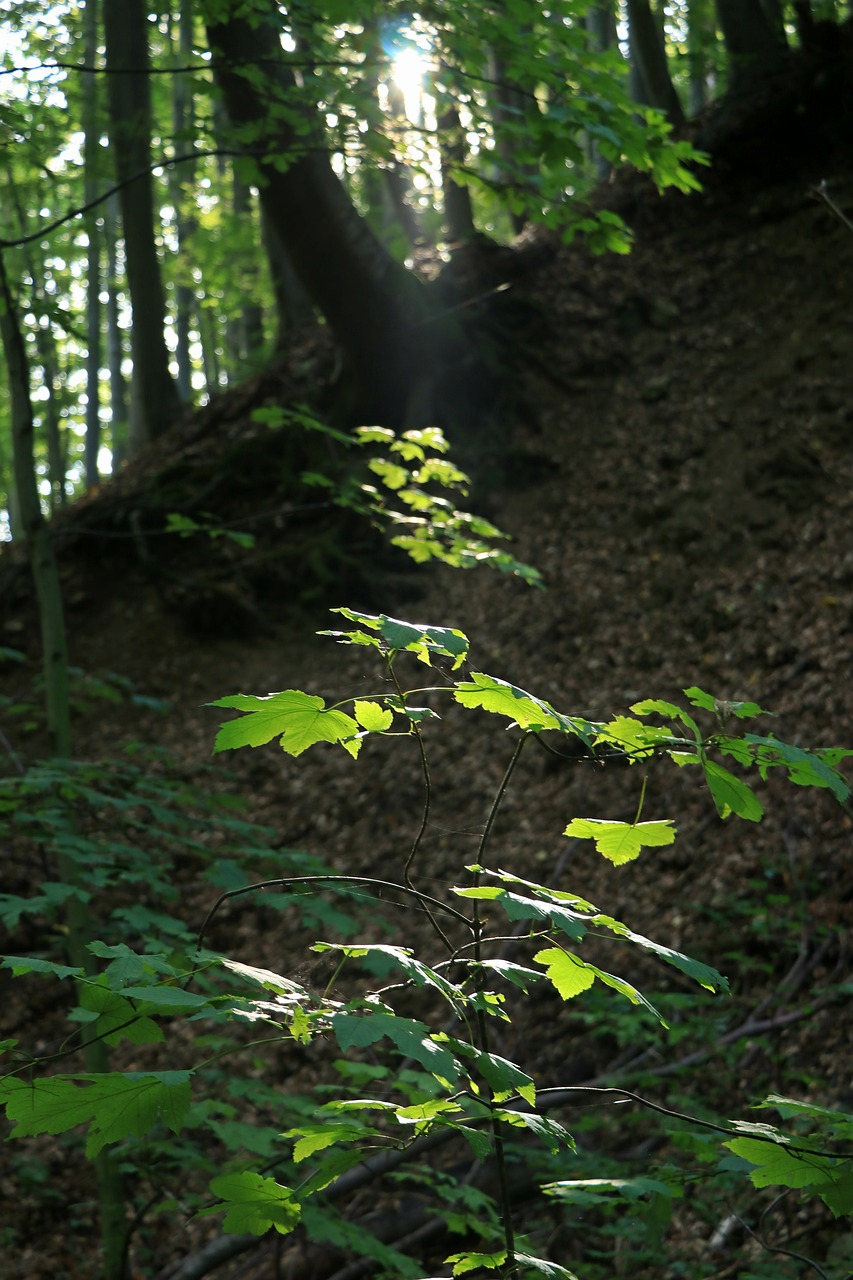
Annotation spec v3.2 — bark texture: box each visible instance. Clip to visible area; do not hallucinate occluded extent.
[204,3,462,424]
[104,0,181,448]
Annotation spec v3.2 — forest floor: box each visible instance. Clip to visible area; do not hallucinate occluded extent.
[2,142,853,1280]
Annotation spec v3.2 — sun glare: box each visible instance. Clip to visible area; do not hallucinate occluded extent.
[390,46,426,124]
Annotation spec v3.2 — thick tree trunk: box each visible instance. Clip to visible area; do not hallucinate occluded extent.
[104,0,181,449]
[259,204,314,350]
[626,0,686,126]
[715,0,785,82]
[204,4,459,424]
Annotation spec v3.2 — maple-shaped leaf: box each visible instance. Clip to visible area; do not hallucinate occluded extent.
[564,818,676,865]
[331,1010,459,1080]
[2,1071,191,1157]
[353,700,393,731]
[595,716,675,759]
[724,1136,853,1214]
[532,948,596,1000]
[323,609,469,667]
[209,690,359,758]
[454,673,563,731]
[205,1171,301,1236]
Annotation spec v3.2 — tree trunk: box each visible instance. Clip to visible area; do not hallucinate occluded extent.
[686,0,714,114]
[83,0,102,488]
[203,3,460,425]
[438,100,478,244]
[104,193,129,468]
[586,1,615,176]
[230,170,266,368]
[625,0,686,126]
[260,203,314,350]
[104,0,181,449]
[487,45,538,233]
[171,0,196,404]
[715,0,785,82]
[0,246,128,1280]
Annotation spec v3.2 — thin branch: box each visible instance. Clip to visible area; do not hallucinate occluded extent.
[195,873,474,955]
[732,1204,831,1280]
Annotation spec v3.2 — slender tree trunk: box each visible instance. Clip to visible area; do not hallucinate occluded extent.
[0,246,128,1280]
[686,0,713,114]
[104,194,129,468]
[104,0,181,449]
[231,170,265,367]
[625,0,686,126]
[487,38,540,233]
[760,0,788,45]
[171,0,196,404]
[83,0,102,488]
[438,100,477,244]
[204,3,459,424]
[586,1,615,177]
[35,322,65,511]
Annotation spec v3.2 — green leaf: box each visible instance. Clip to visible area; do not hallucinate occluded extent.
[206,1171,301,1236]
[453,673,563,730]
[595,921,728,993]
[594,716,675,759]
[563,818,676,865]
[368,457,409,491]
[2,956,83,981]
[494,1109,576,1153]
[393,1098,463,1129]
[491,890,588,942]
[219,957,309,998]
[743,735,851,802]
[78,984,163,1047]
[533,949,596,1000]
[446,1249,507,1275]
[324,610,469,667]
[703,760,764,821]
[314,943,462,1002]
[724,1136,853,1214]
[684,687,769,719]
[353,700,393,732]
[2,1071,191,1156]
[288,1122,377,1162]
[331,1011,459,1081]
[474,1051,536,1105]
[210,690,359,759]
[588,965,666,1026]
[477,959,544,991]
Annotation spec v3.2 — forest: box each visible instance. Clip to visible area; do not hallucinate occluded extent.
[1,2,853,1279]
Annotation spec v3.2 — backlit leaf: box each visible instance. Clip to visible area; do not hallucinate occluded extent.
[533,949,596,1000]
[210,690,359,759]
[564,818,676,864]
[353,700,393,731]
[454,673,562,730]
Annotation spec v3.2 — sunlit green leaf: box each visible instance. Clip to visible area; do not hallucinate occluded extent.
[564,818,676,865]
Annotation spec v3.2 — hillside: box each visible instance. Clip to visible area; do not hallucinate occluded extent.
[2,149,853,1279]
